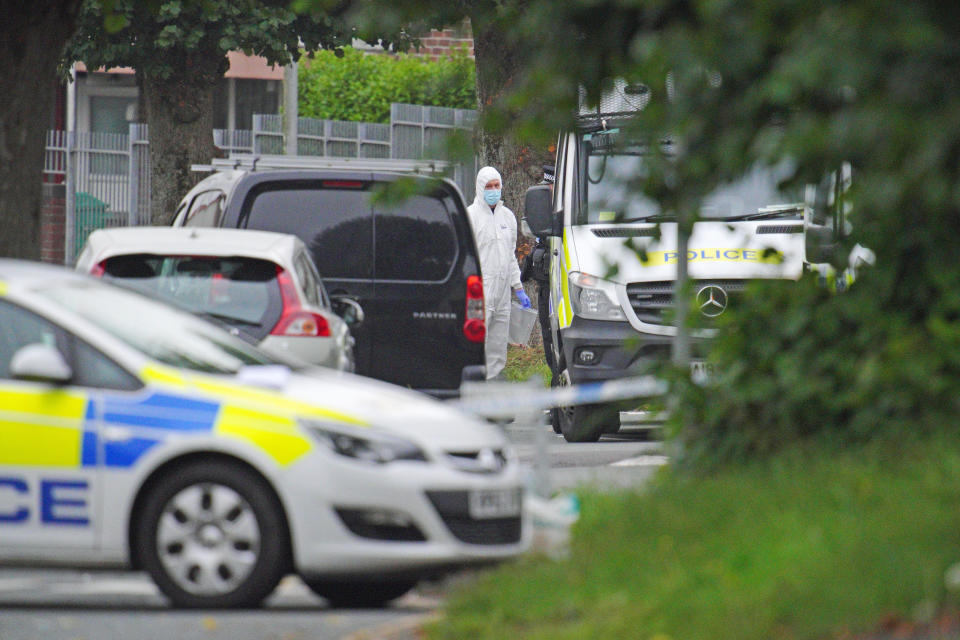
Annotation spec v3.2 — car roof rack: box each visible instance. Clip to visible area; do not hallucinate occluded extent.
[192,154,453,176]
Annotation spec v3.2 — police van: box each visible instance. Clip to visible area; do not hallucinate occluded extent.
[524,81,852,442]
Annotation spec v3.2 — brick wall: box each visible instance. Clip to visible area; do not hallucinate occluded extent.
[40,183,66,265]
[415,23,474,60]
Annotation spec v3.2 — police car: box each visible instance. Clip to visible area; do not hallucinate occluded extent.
[0,260,526,608]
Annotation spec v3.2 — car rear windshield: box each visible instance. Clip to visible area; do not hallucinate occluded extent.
[101,255,282,340]
[35,280,282,374]
[240,182,457,282]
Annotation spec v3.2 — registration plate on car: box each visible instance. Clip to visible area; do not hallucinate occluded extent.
[468,488,522,519]
[690,360,715,385]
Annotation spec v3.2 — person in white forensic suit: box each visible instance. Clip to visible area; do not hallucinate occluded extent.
[467,166,532,380]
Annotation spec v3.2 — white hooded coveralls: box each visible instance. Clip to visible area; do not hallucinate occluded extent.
[467,166,522,379]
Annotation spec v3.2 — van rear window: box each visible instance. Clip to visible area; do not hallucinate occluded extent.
[375,194,456,281]
[243,185,374,280]
[241,183,458,282]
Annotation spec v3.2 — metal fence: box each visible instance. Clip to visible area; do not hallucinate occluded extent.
[244,115,393,159]
[43,104,478,265]
[43,125,150,264]
[391,103,479,202]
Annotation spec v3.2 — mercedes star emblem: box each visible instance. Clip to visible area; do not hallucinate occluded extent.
[696,285,728,318]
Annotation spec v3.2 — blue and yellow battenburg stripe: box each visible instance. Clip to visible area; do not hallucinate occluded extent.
[0,388,87,467]
[0,363,366,470]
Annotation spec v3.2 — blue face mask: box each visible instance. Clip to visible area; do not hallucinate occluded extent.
[483,189,501,206]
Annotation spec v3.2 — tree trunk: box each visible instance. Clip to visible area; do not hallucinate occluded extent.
[471,15,546,220]
[471,10,553,304]
[142,55,221,225]
[0,1,81,259]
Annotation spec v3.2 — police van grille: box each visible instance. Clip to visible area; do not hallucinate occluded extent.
[591,227,659,238]
[755,224,803,234]
[626,280,748,325]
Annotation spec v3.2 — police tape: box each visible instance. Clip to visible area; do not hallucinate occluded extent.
[455,375,668,419]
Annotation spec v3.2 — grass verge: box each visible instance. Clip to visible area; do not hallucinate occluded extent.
[426,433,960,639]
[504,343,551,385]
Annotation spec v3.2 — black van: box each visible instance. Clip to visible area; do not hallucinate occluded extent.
[172,169,486,397]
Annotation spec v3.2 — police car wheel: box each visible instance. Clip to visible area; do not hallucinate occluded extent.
[303,578,418,608]
[136,461,289,608]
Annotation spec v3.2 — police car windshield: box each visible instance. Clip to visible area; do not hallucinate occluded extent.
[37,280,285,374]
[579,132,801,224]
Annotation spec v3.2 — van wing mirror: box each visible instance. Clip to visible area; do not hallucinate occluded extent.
[10,343,72,384]
[803,166,849,264]
[524,185,556,237]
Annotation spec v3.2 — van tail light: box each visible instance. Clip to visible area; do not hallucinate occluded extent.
[90,261,106,277]
[270,267,331,337]
[463,274,485,343]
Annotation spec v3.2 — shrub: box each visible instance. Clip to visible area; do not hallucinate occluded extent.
[669,266,960,470]
[298,46,476,123]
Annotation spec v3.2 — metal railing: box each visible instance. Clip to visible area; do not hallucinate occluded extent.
[42,126,150,264]
[43,104,478,265]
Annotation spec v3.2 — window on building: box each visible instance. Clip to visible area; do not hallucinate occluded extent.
[236,79,280,130]
[212,78,281,131]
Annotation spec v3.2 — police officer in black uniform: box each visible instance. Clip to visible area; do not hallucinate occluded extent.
[521,164,556,370]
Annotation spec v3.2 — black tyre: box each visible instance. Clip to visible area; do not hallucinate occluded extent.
[557,402,605,442]
[303,578,418,608]
[551,354,602,442]
[550,407,563,434]
[135,461,289,608]
[548,360,566,435]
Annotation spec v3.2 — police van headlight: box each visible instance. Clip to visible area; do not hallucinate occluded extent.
[569,272,627,321]
[302,420,427,464]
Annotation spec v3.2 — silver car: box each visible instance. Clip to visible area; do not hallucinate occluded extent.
[76,227,360,371]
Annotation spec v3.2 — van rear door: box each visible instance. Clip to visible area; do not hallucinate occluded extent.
[370,178,481,393]
[236,178,375,374]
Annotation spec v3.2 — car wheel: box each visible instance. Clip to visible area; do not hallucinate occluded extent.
[557,402,605,443]
[136,461,289,608]
[552,357,603,442]
[548,359,569,435]
[303,578,418,608]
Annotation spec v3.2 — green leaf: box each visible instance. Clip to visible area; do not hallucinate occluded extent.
[103,12,129,33]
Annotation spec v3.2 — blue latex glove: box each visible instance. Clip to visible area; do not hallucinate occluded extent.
[515,289,532,309]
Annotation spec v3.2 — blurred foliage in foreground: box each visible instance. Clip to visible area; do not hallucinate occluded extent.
[427,434,960,639]
[488,0,960,466]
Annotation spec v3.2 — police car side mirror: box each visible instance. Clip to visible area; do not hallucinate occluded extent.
[524,185,556,237]
[10,343,72,384]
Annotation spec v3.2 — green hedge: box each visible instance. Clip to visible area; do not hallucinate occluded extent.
[298,46,476,123]
[668,264,960,470]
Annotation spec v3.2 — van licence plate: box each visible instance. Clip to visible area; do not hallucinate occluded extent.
[468,488,522,519]
[690,361,715,384]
